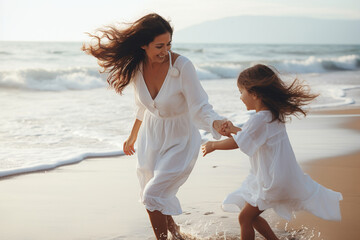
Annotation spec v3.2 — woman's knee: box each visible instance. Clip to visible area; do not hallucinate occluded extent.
[239,210,251,226]
[239,204,262,226]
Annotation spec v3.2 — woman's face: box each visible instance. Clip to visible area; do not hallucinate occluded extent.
[142,32,172,63]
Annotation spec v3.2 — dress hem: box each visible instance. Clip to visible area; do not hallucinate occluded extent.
[141,195,183,216]
[222,184,343,221]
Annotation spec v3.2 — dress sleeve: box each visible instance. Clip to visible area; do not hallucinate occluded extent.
[233,114,267,157]
[180,59,224,139]
[133,81,146,121]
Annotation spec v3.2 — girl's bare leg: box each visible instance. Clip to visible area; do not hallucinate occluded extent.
[253,216,279,240]
[167,216,184,240]
[146,209,168,240]
[238,203,278,240]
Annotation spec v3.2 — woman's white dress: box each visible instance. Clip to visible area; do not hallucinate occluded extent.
[222,110,343,221]
[132,54,222,215]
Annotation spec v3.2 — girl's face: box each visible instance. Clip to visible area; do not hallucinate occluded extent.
[142,32,172,63]
[238,85,257,111]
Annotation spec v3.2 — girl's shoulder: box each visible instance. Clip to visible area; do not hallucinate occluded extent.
[253,111,286,134]
[245,110,284,131]
[241,112,268,133]
[248,111,272,124]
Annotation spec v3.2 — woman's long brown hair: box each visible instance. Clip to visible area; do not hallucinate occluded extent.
[238,64,319,123]
[82,13,173,94]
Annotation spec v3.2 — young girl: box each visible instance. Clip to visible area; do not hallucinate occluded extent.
[202,64,343,240]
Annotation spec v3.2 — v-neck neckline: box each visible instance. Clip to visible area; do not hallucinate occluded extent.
[141,52,175,101]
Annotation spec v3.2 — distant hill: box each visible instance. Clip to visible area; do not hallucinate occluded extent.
[173,16,360,44]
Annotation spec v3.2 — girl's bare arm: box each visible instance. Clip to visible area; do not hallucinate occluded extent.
[202,137,238,156]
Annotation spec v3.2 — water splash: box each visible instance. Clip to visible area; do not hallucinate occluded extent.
[170,221,322,240]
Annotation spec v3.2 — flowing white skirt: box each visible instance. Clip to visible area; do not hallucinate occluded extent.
[136,111,201,215]
[222,171,343,221]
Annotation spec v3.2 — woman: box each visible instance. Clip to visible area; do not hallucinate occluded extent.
[83,13,225,239]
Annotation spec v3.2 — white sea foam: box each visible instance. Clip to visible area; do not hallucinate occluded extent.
[195,54,360,79]
[194,66,219,80]
[198,63,242,79]
[0,67,105,91]
[278,54,360,74]
[2,54,358,91]
[0,150,124,178]
[1,41,359,91]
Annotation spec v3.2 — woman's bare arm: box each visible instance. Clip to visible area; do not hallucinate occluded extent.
[123,119,142,155]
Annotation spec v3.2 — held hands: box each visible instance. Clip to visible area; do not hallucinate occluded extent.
[221,120,238,137]
[123,136,136,156]
[204,120,241,157]
[213,119,237,137]
[204,120,232,157]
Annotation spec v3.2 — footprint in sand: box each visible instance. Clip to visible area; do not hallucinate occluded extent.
[204,211,214,215]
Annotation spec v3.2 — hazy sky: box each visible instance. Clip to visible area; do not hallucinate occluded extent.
[1,0,359,41]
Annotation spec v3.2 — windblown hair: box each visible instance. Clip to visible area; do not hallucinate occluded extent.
[237,64,319,123]
[82,13,173,94]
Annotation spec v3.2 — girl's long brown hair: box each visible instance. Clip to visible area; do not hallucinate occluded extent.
[238,64,318,123]
[82,13,173,94]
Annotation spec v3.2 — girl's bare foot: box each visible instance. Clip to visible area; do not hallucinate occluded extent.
[167,216,185,240]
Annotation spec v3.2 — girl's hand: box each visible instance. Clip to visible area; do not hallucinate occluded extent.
[222,120,234,136]
[123,136,136,156]
[221,120,241,137]
[201,141,215,157]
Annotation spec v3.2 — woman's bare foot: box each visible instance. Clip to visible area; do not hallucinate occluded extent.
[167,216,184,240]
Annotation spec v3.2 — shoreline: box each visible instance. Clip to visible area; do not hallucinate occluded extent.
[0,153,125,180]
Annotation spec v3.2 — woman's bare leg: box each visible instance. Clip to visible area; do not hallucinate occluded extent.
[167,216,184,240]
[146,209,168,240]
[252,216,279,240]
[238,203,278,240]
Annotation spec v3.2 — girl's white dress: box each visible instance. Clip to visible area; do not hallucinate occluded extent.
[133,53,222,215]
[223,110,343,221]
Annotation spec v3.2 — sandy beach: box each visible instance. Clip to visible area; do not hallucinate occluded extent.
[276,108,360,240]
[0,107,359,240]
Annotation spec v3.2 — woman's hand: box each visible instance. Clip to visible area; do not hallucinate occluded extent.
[123,119,142,156]
[213,119,227,136]
[201,141,215,157]
[123,136,136,156]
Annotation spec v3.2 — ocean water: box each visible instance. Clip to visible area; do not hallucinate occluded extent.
[1,41,360,178]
